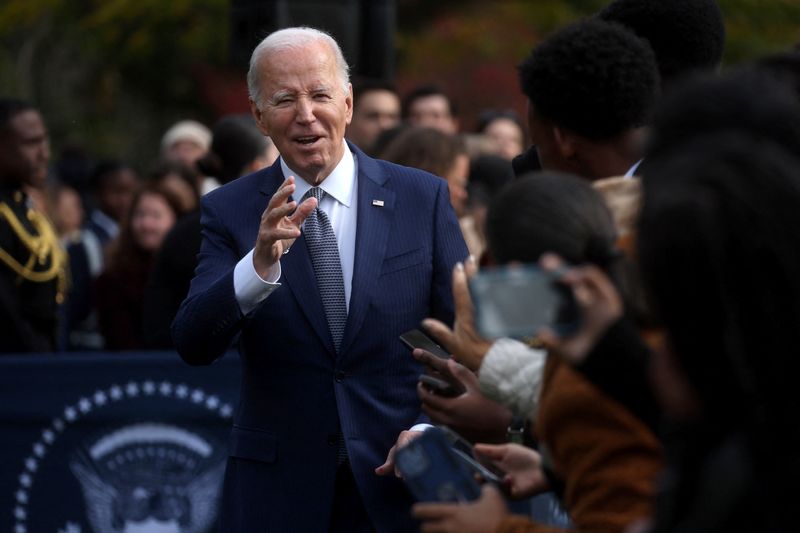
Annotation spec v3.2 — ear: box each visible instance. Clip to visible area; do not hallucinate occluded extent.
[249,99,271,137]
[552,125,577,160]
[345,83,354,126]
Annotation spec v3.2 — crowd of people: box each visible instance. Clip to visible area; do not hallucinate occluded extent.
[2,0,799,531]
[1,75,522,354]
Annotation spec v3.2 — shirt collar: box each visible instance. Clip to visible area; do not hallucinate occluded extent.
[280,141,355,207]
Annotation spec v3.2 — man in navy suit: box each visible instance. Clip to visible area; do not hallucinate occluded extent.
[172,27,467,532]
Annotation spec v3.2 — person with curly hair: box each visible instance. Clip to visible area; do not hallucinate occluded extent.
[517,18,659,181]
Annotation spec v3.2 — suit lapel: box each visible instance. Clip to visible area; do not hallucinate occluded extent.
[339,151,395,355]
[259,163,337,357]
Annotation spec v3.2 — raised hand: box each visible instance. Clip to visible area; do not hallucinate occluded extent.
[536,253,623,366]
[422,257,492,372]
[414,353,511,444]
[252,176,318,278]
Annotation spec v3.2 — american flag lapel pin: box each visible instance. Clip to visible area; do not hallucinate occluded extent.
[372,199,385,207]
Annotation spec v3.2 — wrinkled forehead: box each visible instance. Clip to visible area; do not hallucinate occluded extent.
[259,42,342,90]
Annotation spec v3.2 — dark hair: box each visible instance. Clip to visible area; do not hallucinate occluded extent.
[0,98,35,133]
[645,68,800,170]
[467,154,515,207]
[372,125,409,159]
[380,127,466,178]
[637,133,800,524]
[89,159,136,192]
[196,115,267,184]
[486,173,617,267]
[401,84,457,119]
[475,109,525,136]
[518,19,659,140]
[598,0,725,89]
[352,77,398,109]
[149,159,199,198]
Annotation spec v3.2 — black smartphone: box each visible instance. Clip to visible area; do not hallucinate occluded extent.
[436,426,506,486]
[418,374,464,398]
[395,427,482,503]
[399,328,450,359]
[469,265,580,340]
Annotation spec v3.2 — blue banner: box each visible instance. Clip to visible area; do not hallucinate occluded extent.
[0,352,240,533]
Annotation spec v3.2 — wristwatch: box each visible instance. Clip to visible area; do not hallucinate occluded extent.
[507,415,526,444]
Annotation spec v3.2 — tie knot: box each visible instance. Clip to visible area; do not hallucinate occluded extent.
[303,187,324,203]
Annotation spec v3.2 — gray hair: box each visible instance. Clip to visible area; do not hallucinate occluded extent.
[247,27,351,109]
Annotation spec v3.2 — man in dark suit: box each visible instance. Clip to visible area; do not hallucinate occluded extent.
[172,27,467,532]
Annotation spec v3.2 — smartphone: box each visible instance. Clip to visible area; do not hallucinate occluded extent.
[436,426,506,486]
[399,328,450,359]
[418,374,464,398]
[469,265,580,340]
[395,427,482,503]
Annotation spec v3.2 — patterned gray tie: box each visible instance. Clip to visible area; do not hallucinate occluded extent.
[302,187,348,354]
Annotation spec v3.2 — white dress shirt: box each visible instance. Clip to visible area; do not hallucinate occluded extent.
[233,141,358,315]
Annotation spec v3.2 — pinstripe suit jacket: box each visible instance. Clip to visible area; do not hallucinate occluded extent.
[172,143,468,532]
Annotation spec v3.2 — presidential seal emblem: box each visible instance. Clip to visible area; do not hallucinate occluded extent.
[11,380,233,533]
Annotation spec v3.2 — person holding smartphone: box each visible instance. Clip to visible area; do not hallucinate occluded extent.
[413,172,663,533]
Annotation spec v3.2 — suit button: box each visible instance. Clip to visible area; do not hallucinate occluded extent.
[327,434,339,446]
[334,371,346,383]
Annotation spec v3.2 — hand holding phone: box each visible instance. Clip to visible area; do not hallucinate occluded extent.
[395,427,482,503]
[400,329,451,359]
[535,253,624,367]
[418,374,463,398]
[469,264,580,340]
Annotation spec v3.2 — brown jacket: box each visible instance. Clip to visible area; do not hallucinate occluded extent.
[496,357,663,533]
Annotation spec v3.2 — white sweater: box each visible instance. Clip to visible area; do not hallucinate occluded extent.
[478,337,547,423]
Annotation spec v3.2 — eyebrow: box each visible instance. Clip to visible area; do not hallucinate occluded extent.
[268,90,295,103]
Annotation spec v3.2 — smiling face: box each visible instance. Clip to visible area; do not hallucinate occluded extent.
[249,40,353,185]
[130,192,176,252]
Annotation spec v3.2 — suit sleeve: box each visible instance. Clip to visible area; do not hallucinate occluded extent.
[412,179,469,427]
[429,178,469,325]
[171,198,245,364]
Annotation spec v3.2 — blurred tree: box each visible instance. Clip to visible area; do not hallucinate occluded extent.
[395,0,800,132]
[1,0,798,169]
[0,0,229,171]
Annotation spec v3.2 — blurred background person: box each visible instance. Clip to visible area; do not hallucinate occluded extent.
[94,183,180,350]
[63,160,138,350]
[634,113,800,533]
[148,159,199,215]
[46,182,84,245]
[160,119,211,169]
[82,160,139,247]
[402,83,460,134]
[160,119,213,194]
[476,109,526,161]
[0,98,65,353]
[143,114,276,348]
[464,154,514,263]
[346,78,401,156]
[598,0,726,93]
[380,126,479,256]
